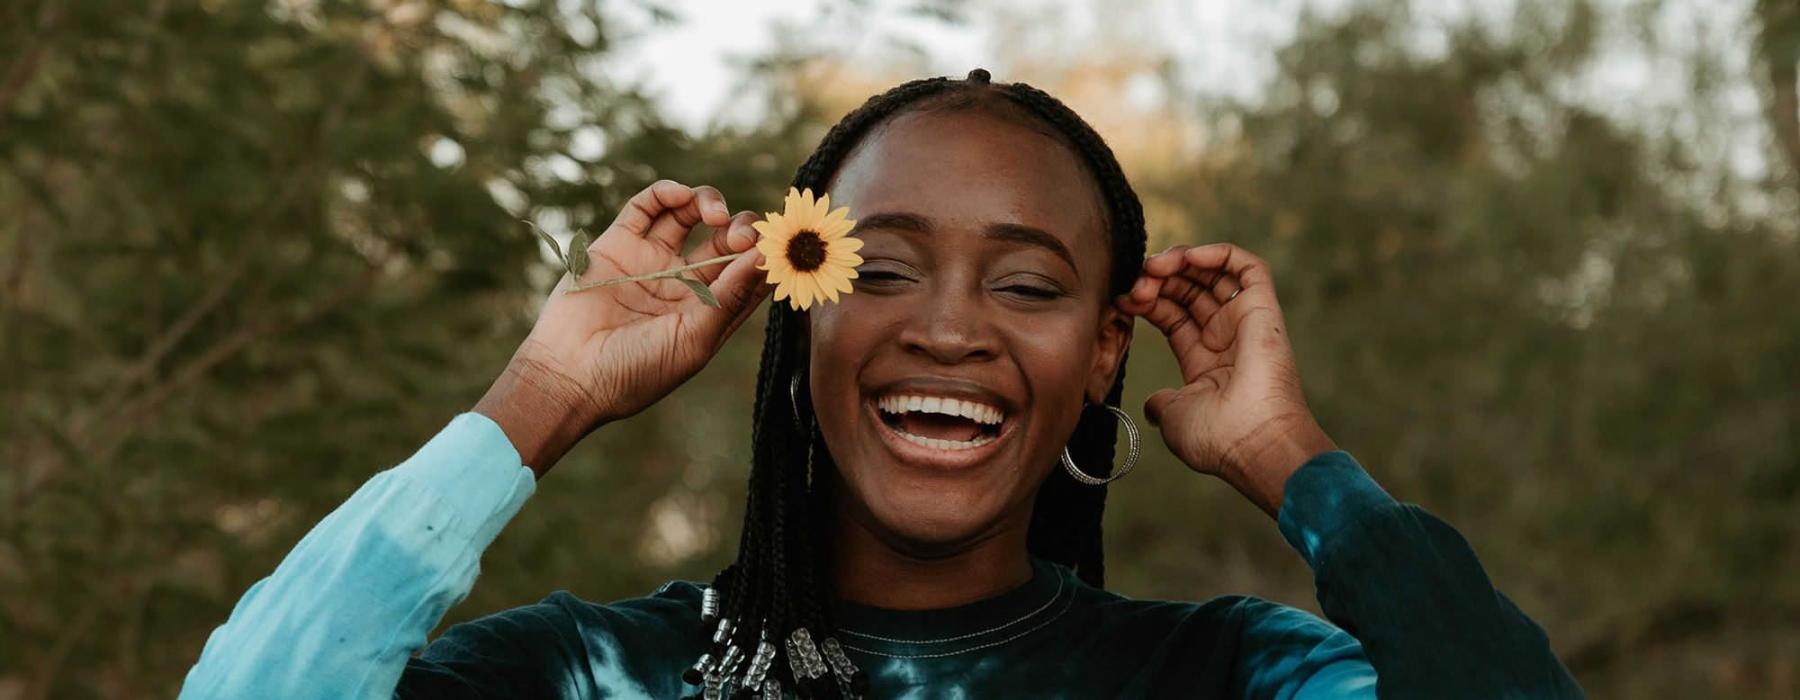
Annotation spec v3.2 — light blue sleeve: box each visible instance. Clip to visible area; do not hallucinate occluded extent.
[179,413,537,700]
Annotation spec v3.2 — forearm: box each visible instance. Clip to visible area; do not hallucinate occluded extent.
[474,353,597,475]
[1277,453,1584,699]
[180,414,536,700]
[1218,416,1338,518]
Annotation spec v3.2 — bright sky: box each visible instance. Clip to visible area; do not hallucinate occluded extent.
[606,0,1327,130]
[600,0,1766,183]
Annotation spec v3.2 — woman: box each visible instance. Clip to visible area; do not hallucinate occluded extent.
[182,71,1584,699]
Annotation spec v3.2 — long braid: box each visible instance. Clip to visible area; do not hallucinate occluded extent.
[689,70,1147,698]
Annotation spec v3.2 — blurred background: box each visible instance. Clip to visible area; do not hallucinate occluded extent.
[3,0,1796,697]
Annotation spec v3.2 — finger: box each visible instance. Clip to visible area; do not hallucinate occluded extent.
[605,180,698,243]
[1141,245,1192,278]
[1158,272,1226,327]
[1183,243,1275,291]
[1168,259,1242,305]
[1116,273,1165,316]
[1142,296,1224,382]
[1143,388,1179,428]
[691,186,732,227]
[1205,273,1243,305]
[1158,274,1243,352]
[1138,294,1196,340]
[644,185,727,253]
[688,211,762,285]
[697,246,773,341]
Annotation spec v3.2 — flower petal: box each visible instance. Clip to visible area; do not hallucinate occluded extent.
[828,252,863,268]
[824,206,851,227]
[817,219,855,240]
[789,277,813,310]
[830,236,865,254]
[756,236,788,262]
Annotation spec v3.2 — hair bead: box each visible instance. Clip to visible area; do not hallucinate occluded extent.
[684,652,714,686]
[821,637,863,698]
[701,586,721,623]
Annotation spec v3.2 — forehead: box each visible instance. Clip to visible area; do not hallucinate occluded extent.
[827,107,1107,255]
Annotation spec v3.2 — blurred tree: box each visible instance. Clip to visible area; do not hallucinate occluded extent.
[1125,1,1799,696]
[3,0,1795,698]
[1758,0,1800,190]
[0,0,810,696]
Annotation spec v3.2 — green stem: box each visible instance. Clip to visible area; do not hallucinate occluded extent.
[566,252,746,293]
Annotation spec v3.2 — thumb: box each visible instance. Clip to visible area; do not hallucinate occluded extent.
[1143,388,1180,428]
[700,246,772,339]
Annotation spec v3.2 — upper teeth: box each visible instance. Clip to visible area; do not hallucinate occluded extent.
[877,394,1004,425]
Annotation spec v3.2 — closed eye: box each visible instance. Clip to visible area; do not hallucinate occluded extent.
[854,267,917,291]
[999,284,1061,300]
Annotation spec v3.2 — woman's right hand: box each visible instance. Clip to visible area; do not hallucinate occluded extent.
[475,180,771,474]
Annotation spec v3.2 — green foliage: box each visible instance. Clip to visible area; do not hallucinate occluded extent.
[0,0,800,695]
[679,275,721,308]
[2,0,1795,698]
[1112,3,1799,697]
[568,229,593,277]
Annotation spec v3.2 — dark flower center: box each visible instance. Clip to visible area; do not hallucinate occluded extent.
[786,230,827,272]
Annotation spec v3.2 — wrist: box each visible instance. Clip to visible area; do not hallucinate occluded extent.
[473,356,599,476]
[1220,414,1337,518]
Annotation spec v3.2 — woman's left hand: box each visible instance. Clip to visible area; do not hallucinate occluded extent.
[1117,243,1338,517]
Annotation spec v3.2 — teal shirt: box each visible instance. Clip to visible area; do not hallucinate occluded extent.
[179,414,1583,699]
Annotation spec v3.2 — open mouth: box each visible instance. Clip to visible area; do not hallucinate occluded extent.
[874,393,1006,451]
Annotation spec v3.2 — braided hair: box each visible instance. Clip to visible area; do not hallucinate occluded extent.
[684,69,1148,700]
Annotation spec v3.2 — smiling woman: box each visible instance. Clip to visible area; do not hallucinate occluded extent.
[178,71,1587,699]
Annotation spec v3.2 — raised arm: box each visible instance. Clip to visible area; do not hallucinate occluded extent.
[180,181,772,699]
[1119,243,1584,699]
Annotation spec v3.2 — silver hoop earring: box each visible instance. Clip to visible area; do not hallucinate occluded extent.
[1060,404,1141,486]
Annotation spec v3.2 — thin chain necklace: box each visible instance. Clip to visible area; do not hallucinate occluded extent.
[835,571,1067,645]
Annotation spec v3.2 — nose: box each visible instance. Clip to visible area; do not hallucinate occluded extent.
[897,286,1000,365]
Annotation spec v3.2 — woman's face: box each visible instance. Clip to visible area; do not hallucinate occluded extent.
[807,106,1131,555]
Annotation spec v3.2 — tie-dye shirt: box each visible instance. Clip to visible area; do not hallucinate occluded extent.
[180,413,1584,699]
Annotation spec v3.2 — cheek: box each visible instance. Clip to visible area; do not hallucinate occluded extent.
[1008,312,1101,406]
[1003,310,1103,478]
[804,303,884,433]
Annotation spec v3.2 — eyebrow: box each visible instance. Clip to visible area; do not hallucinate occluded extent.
[853,211,1078,272]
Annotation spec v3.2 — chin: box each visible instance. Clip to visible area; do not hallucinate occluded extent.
[860,484,1013,552]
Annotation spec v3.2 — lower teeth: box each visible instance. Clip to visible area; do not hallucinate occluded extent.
[894,430,995,451]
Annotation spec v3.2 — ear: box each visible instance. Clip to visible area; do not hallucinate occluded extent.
[1084,304,1133,404]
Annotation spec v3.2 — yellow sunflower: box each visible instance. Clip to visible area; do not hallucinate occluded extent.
[753,187,863,311]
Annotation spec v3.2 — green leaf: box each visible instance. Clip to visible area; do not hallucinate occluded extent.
[567,230,593,277]
[678,275,720,308]
[523,220,566,267]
